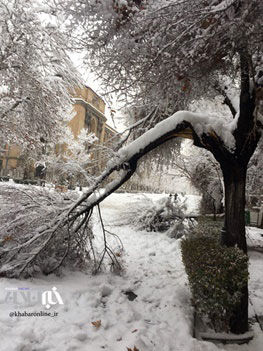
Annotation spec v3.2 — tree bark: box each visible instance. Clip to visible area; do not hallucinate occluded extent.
[221,162,248,333]
[230,285,249,334]
[222,163,247,253]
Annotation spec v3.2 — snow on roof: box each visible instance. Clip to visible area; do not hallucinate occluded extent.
[73,98,106,120]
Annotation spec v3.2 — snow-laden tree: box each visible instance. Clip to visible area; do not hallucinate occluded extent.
[247,138,263,204]
[1,0,263,333]
[63,0,263,243]
[60,0,262,333]
[62,0,262,109]
[0,0,80,148]
[45,125,98,186]
[0,183,94,276]
[175,145,223,217]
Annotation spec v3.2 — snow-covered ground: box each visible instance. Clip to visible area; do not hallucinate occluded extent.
[0,192,263,351]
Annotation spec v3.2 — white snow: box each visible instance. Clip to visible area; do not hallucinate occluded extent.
[0,85,9,95]
[0,192,263,351]
[118,0,128,6]
[118,111,236,163]
[211,0,236,12]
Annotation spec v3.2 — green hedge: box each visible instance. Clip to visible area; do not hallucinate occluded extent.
[181,235,248,332]
[194,216,223,237]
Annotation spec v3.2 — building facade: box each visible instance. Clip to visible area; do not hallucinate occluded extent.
[70,86,116,143]
[0,85,117,179]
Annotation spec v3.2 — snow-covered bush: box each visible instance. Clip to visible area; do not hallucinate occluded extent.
[0,184,93,277]
[127,194,196,237]
[134,194,183,231]
[166,218,197,239]
[181,236,248,332]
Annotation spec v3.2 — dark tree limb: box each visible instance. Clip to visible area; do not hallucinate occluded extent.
[223,95,237,118]
[234,47,258,160]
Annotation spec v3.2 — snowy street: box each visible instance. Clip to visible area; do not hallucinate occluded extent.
[0,193,262,351]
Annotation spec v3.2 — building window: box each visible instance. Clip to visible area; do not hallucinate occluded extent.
[85,109,92,127]
[90,118,97,135]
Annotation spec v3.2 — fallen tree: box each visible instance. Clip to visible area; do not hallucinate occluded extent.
[0,109,259,276]
[0,106,262,333]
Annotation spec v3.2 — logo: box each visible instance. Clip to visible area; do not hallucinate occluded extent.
[5,286,64,309]
[42,287,63,309]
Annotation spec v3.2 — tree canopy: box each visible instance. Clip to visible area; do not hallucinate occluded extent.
[64,0,262,115]
[0,0,80,147]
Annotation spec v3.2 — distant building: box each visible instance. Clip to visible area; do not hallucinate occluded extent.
[70,85,116,145]
[0,85,117,179]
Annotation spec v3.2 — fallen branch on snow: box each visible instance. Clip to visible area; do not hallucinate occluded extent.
[0,111,232,277]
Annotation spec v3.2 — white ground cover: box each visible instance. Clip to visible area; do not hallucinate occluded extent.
[0,192,262,351]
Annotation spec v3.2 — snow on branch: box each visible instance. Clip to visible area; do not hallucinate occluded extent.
[113,107,159,151]
[214,79,240,118]
[68,110,235,218]
[210,0,237,13]
[117,110,236,160]
[0,110,235,277]
[0,184,93,277]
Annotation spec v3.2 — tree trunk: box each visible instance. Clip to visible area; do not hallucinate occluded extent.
[222,163,248,334]
[222,164,247,253]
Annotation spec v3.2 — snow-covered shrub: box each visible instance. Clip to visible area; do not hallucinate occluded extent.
[127,194,196,237]
[137,205,165,232]
[133,194,183,231]
[0,184,93,277]
[166,218,197,239]
[181,236,248,332]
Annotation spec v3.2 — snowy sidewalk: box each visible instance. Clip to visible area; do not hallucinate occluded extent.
[0,193,262,351]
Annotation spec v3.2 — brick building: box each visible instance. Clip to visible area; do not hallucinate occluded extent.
[0,85,117,179]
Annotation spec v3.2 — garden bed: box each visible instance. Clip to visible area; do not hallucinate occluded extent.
[194,312,254,344]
